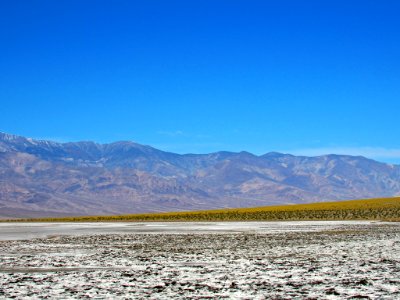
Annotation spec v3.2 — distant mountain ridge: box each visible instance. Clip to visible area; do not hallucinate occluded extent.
[1,131,400,218]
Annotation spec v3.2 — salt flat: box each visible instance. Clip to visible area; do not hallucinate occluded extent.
[0,221,385,240]
[0,221,399,299]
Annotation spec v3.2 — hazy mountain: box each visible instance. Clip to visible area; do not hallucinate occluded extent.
[1,132,400,218]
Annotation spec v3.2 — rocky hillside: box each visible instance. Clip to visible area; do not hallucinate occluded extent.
[1,132,400,218]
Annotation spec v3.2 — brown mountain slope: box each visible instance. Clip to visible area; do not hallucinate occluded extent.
[1,132,400,218]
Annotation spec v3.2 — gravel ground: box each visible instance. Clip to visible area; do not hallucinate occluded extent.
[0,222,399,299]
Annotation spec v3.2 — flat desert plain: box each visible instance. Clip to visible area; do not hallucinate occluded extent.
[0,221,399,299]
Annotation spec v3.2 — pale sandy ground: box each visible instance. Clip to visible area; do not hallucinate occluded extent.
[0,221,399,299]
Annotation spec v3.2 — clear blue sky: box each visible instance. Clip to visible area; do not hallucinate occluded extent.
[1,1,400,162]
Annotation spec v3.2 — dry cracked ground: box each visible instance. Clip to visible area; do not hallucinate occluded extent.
[0,223,400,299]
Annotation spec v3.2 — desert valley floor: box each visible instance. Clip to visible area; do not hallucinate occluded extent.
[0,221,399,299]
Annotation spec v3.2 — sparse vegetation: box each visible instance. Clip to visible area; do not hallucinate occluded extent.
[7,197,400,222]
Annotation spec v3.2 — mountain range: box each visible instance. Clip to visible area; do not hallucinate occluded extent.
[1,132,400,218]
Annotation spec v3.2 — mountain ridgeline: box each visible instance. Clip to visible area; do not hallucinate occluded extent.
[1,132,400,218]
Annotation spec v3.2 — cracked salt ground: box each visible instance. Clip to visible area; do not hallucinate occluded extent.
[0,223,399,299]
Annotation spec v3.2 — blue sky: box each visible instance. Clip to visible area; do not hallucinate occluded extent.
[1,1,400,163]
